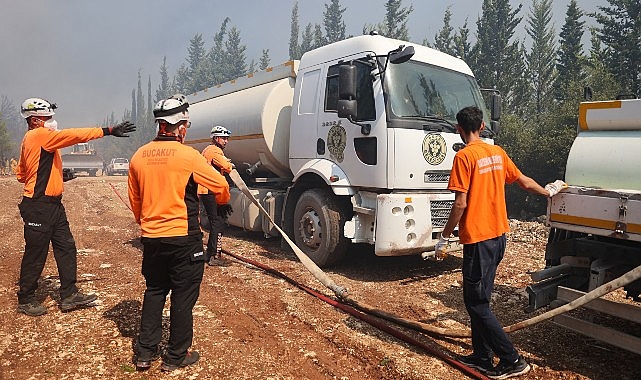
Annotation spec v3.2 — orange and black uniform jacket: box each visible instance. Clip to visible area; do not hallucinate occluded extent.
[197,143,233,195]
[128,139,231,238]
[17,127,106,198]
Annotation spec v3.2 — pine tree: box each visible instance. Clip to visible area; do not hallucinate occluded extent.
[430,6,455,55]
[289,1,301,60]
[130,89,136,127]
[221,26,247,82]
[323,0,346,43]
[146,76,155,141]
[556,0,586,101]
[156,56,170,103]
[259,49,271,70]
[313,24,325,48]
[185,34,207,93]
[585,27,621,99]
[300,23,315,56]
[470,0,528,116]
[383,0,413,40]
[453,19,471,60]
[136,71,146,147]
[592,0,641,96]
[525,0,557,120]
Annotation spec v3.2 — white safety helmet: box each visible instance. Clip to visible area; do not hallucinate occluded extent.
[153,94,189,124]
[210,125,231,138]
[20,98,56,119]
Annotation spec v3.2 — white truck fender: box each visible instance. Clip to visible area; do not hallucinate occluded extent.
[293,159,357,196]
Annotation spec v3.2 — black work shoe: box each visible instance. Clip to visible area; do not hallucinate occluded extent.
[160,351,200,372]
[135,353,160,371]
[458,353,494,373]
[60,291,97,311]
[487,356,531,379]
[17,302,47,316]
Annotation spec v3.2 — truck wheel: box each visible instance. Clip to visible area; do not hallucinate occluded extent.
[293,189,349,267]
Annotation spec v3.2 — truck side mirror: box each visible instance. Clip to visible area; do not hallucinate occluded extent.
[339,64,357,99]
[490,93,502,121]
[389,45,415,64]
[337,99,357,120]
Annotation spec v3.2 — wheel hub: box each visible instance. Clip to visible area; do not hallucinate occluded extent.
[298,210,322,249]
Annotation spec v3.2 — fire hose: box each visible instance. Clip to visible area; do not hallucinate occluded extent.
[108,172,641,375]
[228,169,641,336]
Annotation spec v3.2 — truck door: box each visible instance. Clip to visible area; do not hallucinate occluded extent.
[320,57,388,188]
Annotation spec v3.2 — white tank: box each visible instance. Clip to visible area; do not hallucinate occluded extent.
[185,62,298,178]
[566,99,641,190]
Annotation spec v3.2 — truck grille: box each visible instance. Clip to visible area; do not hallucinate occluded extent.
[431,200,453,228]
[424,171,450,182]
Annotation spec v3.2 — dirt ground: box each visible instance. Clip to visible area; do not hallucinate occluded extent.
[1,176,639,380]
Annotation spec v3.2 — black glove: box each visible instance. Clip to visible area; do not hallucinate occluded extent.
[104,121,136,137]
[62,168,76,182]
[217,204,233,219]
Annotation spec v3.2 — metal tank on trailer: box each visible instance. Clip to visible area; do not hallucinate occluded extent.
[186,61,299,179]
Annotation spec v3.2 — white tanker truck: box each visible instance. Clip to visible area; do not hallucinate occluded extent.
[186,34,500,267]
[527,97,641,353]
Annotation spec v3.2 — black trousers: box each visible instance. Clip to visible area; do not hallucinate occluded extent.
[462,234,519,363]
[17,196,79,304]
[199,193,226,257]
[136,236,205,365]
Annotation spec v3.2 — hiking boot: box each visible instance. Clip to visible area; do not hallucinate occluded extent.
[60,291,97,311]
[17,302,47,316]
[160,351,200,372]
[135,352,160,371]
[458,353,494,373]
[487,356,531,379]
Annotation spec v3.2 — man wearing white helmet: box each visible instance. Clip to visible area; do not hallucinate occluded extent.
[16,98,135,317]
[198,125,233,265]
[128,94,230,372]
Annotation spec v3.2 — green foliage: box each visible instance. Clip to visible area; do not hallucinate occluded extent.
[383,0,413,40]
[0,117,14,164]
[470,0,530,117]
[323,0,347,43]
[289,2,301,60]
[427,7,455,55]
[556,0,586,101]
[155,56,170,103]
[259,49,271,70]
[592,0,641,96]
[525,0,557,119]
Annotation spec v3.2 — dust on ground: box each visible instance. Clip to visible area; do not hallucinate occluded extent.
[0,176,639,379]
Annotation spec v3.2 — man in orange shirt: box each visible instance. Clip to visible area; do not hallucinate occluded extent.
[437,106,565,379]
[16,97,135,317]
[198,125,233,265]
[128,94,230,372]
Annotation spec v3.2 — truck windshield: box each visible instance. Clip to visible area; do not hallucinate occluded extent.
[385,61,489,129]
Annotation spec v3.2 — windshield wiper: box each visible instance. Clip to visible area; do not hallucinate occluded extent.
[400,114,456,132]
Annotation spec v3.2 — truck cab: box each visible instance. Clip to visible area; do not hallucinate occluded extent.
[285,35,496,264]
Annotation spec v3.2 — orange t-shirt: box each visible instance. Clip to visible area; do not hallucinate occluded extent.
[447,140,522,244]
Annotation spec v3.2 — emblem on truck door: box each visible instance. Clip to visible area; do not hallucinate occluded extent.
[422,133,447,165]
[327,123,346,162]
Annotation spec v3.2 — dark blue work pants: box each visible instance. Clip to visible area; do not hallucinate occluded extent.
[462,234,519,363]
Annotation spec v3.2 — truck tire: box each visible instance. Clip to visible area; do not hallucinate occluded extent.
[293,188,350,267]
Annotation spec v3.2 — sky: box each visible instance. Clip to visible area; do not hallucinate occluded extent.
[0,0,602,128]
